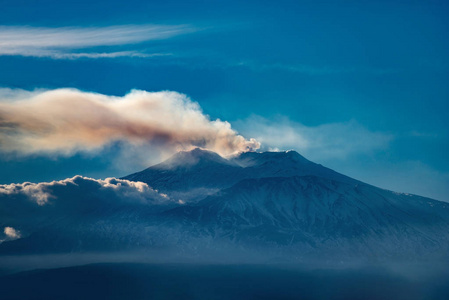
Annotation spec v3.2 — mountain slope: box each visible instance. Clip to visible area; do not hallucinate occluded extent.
[123,148,359,201]
[123,148,245,201]
[231,151,357,184]
[163,175,449,259]
[1,149,449,262]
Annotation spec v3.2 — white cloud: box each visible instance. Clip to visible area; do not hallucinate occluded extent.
[0,88,259,159]
[0,175,170,206]
[17,50,170,60]
[235,61,399,75]
[4,227,21,240]
[0,176,177,244]
[0,24,194,59]
[235,116,392,160]
[0,181,53,205]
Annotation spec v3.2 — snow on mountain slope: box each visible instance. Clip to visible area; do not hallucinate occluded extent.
[231,150,357,184]
[157,175,449,260]
[1,149,448,262]
[123,148,358,201]
[123,148,245,201]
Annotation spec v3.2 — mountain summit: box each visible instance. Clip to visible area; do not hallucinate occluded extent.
[156,148,234,169]
[1,148,449,263]
[124,148,357,201]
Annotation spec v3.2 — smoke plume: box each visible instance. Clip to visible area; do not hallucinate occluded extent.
[0,88,260,158]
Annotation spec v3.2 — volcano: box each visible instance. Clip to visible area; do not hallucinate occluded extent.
[1,148,448,263]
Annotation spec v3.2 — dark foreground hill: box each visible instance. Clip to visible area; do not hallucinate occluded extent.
[1,263,449,300]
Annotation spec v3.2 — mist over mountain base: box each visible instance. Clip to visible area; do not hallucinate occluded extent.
[1,149,449,299]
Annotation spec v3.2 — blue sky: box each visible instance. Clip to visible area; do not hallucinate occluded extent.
[0,0,448,201]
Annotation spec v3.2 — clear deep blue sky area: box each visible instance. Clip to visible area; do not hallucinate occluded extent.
[0,0,448,201]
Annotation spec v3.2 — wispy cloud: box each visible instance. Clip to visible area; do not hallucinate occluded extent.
[154,58,400,76]
[334,160,449,203]
[235,116,393,159]
[232,60,399,75]
[15,50,171,60]
[0,25,194,59]
[235,116,449,201]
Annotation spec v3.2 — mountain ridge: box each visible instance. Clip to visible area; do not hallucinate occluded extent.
[1,148,448,263]
[123,148,360,201]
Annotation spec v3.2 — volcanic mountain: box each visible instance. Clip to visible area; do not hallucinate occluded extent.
[123,148,356,201]
[1,148,448,263]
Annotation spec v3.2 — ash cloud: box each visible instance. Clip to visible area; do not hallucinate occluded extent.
[0,88,260,159]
